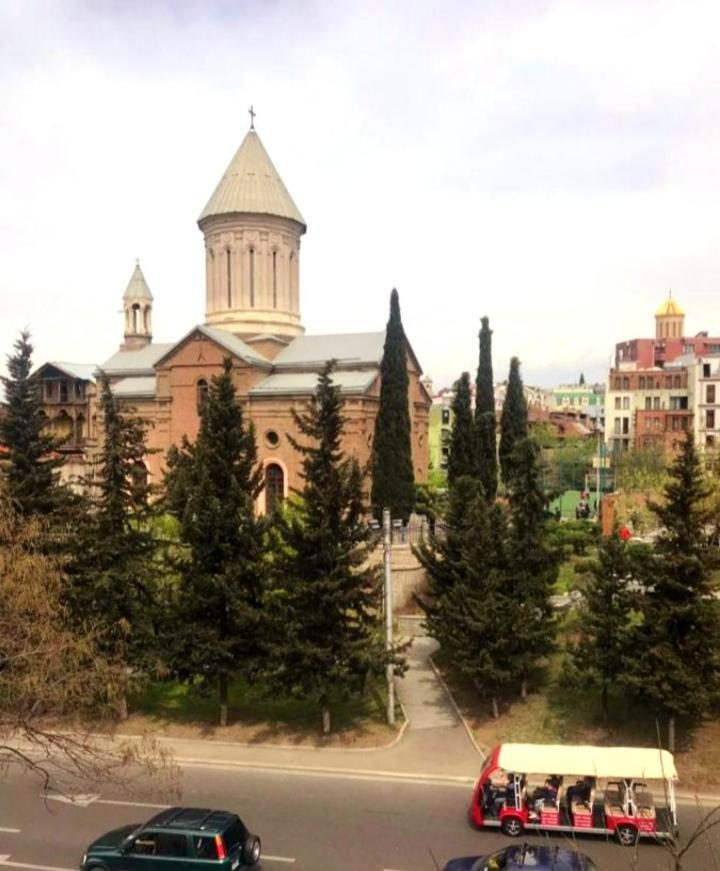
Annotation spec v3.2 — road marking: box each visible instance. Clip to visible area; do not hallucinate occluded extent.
[43,793,100,807]
[177,758,473,788]
[0,859,74,871]
[0,829,20,834]
[263,857,296,864]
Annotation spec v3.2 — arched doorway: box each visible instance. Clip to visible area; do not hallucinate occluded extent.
[265,463,285,513]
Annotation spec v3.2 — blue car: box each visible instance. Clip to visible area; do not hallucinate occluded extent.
[443,843,598,871]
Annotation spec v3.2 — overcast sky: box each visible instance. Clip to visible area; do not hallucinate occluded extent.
[2,0,720,390]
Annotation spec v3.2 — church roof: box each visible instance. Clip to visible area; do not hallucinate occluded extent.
[152,325,272,369]
[99,343,175,376]
[123,262,153,301]
[111,376,157,398]
[273,332,386,369]
[198,130,305,228]
[250,369,378,396]
[656,295,684,317]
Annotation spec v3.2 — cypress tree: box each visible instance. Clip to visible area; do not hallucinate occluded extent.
[475,316,498,500]
[567,532,635,722]
[505,438,558,699]
[0,331,73,516]
[66,376,158,719]
[625,433,720,751]
[164,357,266,726]
[499,356,528,486]
[267,364,400,734]
[371,288,415,523]
[579,372,586,385]
[447,372,476,485]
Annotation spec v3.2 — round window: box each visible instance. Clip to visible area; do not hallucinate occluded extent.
[265,430,280,449]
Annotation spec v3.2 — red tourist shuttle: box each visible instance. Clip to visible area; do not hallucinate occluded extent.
[470,743,679,846]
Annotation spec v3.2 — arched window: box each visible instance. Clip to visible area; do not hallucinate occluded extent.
[143,305,150,332]
[132,302,140,333]
[272,250,277,308]
[265,463,285,513]
[226,249,232,307]
[249,247,255,306]
[196,378,209,413]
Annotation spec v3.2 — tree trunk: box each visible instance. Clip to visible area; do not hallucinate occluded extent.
[117,693,128,722]
[601,684,609,725]
[520,679,528,701]
[668,715,676,754]
[491,697,499,720]
[219,674,228,727]
[322,707,331,735]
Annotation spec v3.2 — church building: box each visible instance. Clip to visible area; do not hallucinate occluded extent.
[34,124,431,511]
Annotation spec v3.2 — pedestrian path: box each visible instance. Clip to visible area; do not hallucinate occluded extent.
[395,636,459,730]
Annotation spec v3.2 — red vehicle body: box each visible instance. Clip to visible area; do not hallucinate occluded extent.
[469,744,678,847]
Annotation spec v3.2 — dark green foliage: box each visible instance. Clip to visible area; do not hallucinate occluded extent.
[266,364,400,732]
[475,316,498,500]
[163,357,266,719]
[566,532,635,720]
[371,288,415,523]
[66,376,159,687]
[0,331,72,516]
[414,482,447,536]
[625,433,720,742]
[499,356,528,486]
[505,438,559,695]
[447,372,476,485]
[579,373,585,385]
[416,477,520,715]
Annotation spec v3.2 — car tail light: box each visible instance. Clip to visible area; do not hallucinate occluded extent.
[215,836,227,860]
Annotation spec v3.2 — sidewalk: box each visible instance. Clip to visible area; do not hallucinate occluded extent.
[126,635,483,784]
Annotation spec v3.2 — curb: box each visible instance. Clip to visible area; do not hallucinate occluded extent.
[111,718,410,755]
[428,655,484,757]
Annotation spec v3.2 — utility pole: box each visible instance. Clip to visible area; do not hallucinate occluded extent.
[383,507,395,726]
[595,425,602,523]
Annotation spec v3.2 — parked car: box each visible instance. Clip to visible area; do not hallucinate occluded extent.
[443,843,598,871]
[80,807,261,871]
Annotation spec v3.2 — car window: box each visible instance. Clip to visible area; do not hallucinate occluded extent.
[474,850,509,871]
[129,832,188,858]
[193,837,219,861]
[155,833,188,858]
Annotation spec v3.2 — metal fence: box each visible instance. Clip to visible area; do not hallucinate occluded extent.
[367,515,446,546]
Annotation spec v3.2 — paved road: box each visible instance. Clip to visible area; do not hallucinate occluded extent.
[0,763,717,871]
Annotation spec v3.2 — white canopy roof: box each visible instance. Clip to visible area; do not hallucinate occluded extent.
[497,744,677,781]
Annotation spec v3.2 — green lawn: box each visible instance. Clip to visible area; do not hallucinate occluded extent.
[129,676,395,736]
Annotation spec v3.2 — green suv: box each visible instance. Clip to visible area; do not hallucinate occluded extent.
[81,808,261,871]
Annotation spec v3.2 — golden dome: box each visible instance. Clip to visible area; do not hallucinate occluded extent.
[655,294,684,317]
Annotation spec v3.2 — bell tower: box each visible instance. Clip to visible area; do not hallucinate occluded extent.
[198,116,306,342]
[121,260,153,351]
[655,292,685,340]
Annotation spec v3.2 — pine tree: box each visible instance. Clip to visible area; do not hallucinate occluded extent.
[505,438,558,699]
[371,288,415,523]
[267,364,399,733]
[499,356,528,486]
[475,316,498,500]
[567,532,635,722]
[447,372,476,485]
[0,331,72,516]
[164,357,266,726]
[625,433,720,751]
[66,376,158,719]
